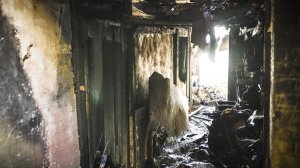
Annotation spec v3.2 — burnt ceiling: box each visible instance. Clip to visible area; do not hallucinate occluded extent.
[131,0,264,57]
[132,0,263,22]
[80,0,264,72]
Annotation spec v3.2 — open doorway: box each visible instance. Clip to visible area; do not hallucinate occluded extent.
[192,26,230,105]
[149,3,266,166]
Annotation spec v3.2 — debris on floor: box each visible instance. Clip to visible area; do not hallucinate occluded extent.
[153,102,264,168]
[208,104,264,168]
[192,84,227,108]
[152,106,214,167]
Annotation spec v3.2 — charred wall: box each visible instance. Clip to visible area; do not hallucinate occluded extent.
[0,0,80,167]
[133,27,174,166]
[0,9,46,168]
[134,26,190,108]
[132,26,191,166]
[270,0,300,167]
[134,27,174,108]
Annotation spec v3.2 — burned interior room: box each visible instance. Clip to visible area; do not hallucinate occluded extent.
[0,0,300,168]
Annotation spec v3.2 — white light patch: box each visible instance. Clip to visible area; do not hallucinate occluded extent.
[214,26,230,39]
[197,26,229,99]
[206,34,210,44]
[198,51,229,86]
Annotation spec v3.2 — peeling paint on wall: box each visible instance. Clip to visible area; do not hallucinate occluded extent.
[0,0,80,167]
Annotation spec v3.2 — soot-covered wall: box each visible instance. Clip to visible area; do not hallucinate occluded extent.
[270,1,300,167]
[133,27,174,166]
[0,9,46,167]
[134,27,173,108]
[0,0,80,167]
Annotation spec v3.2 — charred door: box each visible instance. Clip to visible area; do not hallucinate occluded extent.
[86,20,128,167]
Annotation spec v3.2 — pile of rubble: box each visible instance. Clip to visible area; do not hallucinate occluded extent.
[192,85,227,107]
[208,103,264,168]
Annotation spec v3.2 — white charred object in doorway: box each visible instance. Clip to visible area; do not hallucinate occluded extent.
[207,106,263,168]
[144,72,189,160]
